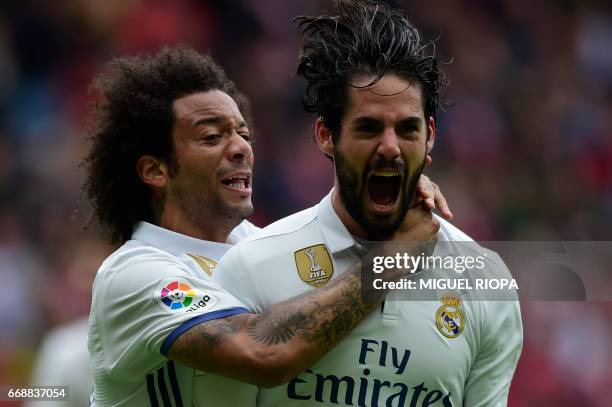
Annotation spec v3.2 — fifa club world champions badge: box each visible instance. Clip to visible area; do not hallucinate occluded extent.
[294,244,334,288]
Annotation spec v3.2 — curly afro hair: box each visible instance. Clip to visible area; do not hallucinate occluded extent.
[295,0,444,141]
[83,45,251,244]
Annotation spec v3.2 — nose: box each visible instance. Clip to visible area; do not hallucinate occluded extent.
[227,132,253,163]
[376,128,401,160]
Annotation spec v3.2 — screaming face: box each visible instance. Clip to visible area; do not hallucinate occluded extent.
[335,149,426,240]
[329,74,435,240]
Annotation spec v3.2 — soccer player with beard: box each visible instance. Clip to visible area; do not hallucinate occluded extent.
[212,1,522,406]
[84,45,448,406]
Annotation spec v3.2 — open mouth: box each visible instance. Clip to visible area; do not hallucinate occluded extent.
[366,170,402,209]
[221,174,251,193]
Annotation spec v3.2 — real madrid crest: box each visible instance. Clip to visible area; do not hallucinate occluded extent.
[187,254,218,277]
[435,294,465,339]
[294,244,334,288]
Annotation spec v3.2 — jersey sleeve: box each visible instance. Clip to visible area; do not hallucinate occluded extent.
[463,254,523,406]
[212,245,263,313]
[94,248,249,377]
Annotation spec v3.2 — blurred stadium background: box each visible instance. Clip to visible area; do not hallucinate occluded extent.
[0,0,611,406]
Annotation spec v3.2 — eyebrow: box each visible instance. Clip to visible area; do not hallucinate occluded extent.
[194,116,222,126]
[396,117,422,128]
[352,116,422,127]
[352,117,383,127]
[194,116,248,128]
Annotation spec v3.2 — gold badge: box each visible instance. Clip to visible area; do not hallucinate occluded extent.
[294,244,334,288]
[435,294,465,339]
[187,254,218,277]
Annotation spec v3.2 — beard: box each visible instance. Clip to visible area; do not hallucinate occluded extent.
[334,149,426,240]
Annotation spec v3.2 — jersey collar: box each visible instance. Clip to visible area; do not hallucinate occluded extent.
[316,191,357,254]
[131,222,233,260]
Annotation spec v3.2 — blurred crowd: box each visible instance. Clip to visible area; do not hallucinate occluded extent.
[0,1,610,406]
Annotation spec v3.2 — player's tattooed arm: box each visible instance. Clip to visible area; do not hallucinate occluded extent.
[168,205,439,387]
[168,264,378,387]
[246,270,369,347]
[167,313,247,358]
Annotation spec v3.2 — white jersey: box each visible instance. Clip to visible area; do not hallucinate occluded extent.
[88,221,260,406]
[213,192,523,407]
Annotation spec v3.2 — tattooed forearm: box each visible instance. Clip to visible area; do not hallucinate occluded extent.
[247,309,308,345]
[197,316,247,348]
[167,260,397,385]
[168,313,248,361]
[247,268,373,349]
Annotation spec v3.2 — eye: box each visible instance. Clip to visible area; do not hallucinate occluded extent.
[356,124,381,133]
[396,124,419,138]
[201,134,222,144]
[238,132,252,143]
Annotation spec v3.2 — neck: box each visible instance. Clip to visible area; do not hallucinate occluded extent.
[158,201,237,243]
[331,187,369,240]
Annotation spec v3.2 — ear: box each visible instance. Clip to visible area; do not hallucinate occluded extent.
[315,117,335,158]
[426,116,436,154]
[136,155,169,188]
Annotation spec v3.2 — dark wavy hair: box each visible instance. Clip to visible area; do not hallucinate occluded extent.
[295,0,444,140]
[83,45,251,244]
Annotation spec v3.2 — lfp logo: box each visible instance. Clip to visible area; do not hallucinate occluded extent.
[160,281,195,310]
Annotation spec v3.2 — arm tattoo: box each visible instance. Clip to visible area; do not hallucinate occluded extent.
[196,317,245,348]
[247,270,371,348]
[170,262,381,366]
[247,309,307,345]
[168,314,248,360]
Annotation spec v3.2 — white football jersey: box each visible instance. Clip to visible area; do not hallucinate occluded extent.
[89,221,259,406]
[213,192,523,407]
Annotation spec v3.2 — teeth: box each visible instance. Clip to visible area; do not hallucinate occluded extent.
[227,178,247,189]
[223,175,250,190]
[372,171,399,177]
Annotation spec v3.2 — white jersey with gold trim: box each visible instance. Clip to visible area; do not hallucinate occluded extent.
[213,192,522,407]
[89,221,259,406]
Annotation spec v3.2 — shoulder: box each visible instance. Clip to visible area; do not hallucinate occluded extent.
[435,217,513,281]
[93,240,196,299]
[101,239,193,272]
[227,219,262,244]
[214,207,324,310]
[436,215,474,242]
[240,206,318,244]
[214,208,319,279]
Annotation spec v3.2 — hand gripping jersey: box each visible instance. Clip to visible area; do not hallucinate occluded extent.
[88,221,260,406]
[213,192,523,407]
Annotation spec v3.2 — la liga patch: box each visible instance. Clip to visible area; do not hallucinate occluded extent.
[154,277,219,314]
